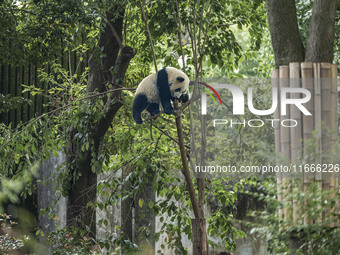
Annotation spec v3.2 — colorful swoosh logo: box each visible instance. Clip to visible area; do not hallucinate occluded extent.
[198,82,223,106]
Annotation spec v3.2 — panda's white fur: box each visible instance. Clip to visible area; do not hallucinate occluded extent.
[132,67,189,124]
[135,73,159,103]
[166,67,190,98]
[135,67,189,103]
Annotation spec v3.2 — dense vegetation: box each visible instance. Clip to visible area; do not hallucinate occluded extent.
[0,0,339,254]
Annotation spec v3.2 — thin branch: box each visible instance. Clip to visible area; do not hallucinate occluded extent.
[108,22,124,49]
[68,50,73,85]
[198,0,206,51]
[97,141,154,192]
[198,0,215,73]
[192,0,198,74]
[174,0,186,72]
[138,0,158,72]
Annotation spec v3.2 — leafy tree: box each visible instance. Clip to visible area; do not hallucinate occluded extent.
[1,0,271,253]
[0,0,99,64]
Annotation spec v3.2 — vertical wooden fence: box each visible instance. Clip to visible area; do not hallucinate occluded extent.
[0,50,89,127]
[272,62,339,227]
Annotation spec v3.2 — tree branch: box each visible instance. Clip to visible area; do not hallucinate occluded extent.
[94,46,136,139]
[174,101,202,219]
[138,0,158,72]
[174,0,186,72]
[108,22,124,49]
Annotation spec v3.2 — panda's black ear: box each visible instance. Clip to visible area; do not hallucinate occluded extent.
[176,77,185,82]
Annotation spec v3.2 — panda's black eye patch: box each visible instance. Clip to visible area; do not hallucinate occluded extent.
[175,88,181,92]
[176,77,185,82]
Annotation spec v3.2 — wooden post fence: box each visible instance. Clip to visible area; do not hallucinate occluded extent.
[272,62,339,228]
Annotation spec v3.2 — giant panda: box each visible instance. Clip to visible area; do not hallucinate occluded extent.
[132,67,190,124]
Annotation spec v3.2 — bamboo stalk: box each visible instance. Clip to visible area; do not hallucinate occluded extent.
[320,63,332,162]
[289,62,303,225]
[15,66,22,126]
[272,69,283,227]
[301,62,314,225]
[9,65,15,124]
[279,65,292,225]
[272,69,281,154]
[313,63,323,224]
[289,62,302,163]
[330,64,338,227]
[320,63,332,224]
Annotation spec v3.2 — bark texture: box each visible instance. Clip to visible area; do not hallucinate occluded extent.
[174,102,208,255]
[305,0,338,62]
[266,0,338,66]
[66,6,135,237]
[192,218,208,255]
[87,9,124,94]
[266,0,305,67]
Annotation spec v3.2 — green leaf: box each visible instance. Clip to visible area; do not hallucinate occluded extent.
[154,232,160,242]
[138,199,144,208]
[52,150,59,157]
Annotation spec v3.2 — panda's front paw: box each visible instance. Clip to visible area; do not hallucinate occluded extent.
[179,94,189,103]
[164,107,173,115]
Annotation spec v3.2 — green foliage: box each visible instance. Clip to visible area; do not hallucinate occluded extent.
[0,165,39,254]
[0,0,280,254]
[0,0,100,64]
[125,0,267,77]
[98,91,192,253]
[0,94,32,114]
[207,179,247,250]
[236,27,275,78]
[248,179,340,255]
[295,0,313,46]
[0,54,91,198]
[46,227,98,255]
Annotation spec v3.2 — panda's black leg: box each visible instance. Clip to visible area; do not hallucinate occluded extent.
[157,68,173,114]
[146,103,160,116]
[132,94,148,124]
[161,98,173,114]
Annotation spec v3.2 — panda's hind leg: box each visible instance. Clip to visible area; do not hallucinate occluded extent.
[146,103,160,116]
[132,94,148,124]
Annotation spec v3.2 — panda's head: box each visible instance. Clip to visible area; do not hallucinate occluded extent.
[166,67,190,99]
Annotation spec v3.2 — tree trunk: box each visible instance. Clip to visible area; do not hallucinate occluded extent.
[265,0,305,67]
[134,170,156,252]
[266,0,338,67]
[192,218,208,255]
[66,146,97,236]
[87,9,125,94]
[121,166,133,243]
[305,0,338,62]
[174,101,208,254]
[66,6,135,238]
